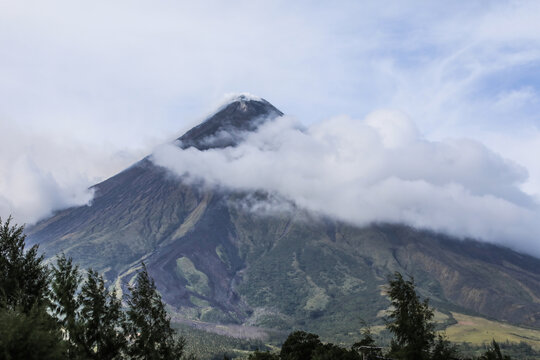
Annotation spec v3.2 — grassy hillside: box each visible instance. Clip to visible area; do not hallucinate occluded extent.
[445,312,540,350]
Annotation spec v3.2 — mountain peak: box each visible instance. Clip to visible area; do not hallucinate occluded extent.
[177,95,283,150]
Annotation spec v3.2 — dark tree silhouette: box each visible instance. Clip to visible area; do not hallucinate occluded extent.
[479,339,512,360]
[280,331,322,360]
[126,264,186,360]
[248,350,280,359]
[50,253,83,359]
[0,216,49,312]
[0,305,66,360]
[386,272,435,360]
[0,217,65,359]
[79,269,126,360]
[352,327,383,359]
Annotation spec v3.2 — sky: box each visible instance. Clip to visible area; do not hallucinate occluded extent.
[2,1,540,253]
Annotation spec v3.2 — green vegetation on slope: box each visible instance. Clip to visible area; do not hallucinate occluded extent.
[177,256,211,297]
[445,312,540,350]
[242,272,528,360]
[4,215,540,360]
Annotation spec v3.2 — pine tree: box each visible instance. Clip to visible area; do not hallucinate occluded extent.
[0,216,49,312]
[385,272,435,360]
[50,253,83,359]
[0,305,66,360]
[431,334,458,360]
[0,216,66,359]
[126,264,185,360]
[79,269,126,360]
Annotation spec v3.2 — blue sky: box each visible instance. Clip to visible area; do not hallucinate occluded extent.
[2,1,540,252]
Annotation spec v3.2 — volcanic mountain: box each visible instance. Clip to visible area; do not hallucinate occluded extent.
[28,95,540,341]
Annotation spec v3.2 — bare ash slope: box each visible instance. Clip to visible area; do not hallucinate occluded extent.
[27,96,540,339]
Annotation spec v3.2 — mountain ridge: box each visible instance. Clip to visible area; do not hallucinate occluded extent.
[177,95,283,150]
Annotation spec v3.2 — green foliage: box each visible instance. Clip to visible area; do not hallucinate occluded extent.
[3,211,532,360]
[383,272,517,360]
[431,334,459,360]
[351,327,382,359]
[280,331,322,360]
[50,257,194,360]
[235,221,386,342]
[277,330,362,360]
[50,253,83,358]
[477,339,512,360]
[248,330,363,360]
[176,257,211,297]
[248,350,280,360]
[1,216,199,360]
[126,264,186,360]
[0,216,65,359]
[386,272,435,360]
[79,269,126,360]
[311,343,359,360]
[0,216,49,312]
[0,306,66,360]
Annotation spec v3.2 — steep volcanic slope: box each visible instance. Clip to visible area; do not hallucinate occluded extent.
[28,96,282,277]
[28,96,540,340]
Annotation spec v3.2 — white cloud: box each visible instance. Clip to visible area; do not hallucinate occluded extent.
[152,112,540,255]
[0,155,92,224]
[0,120,147,224]
[1,0,540,253]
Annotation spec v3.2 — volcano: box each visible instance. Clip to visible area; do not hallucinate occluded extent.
[28,95,540,341]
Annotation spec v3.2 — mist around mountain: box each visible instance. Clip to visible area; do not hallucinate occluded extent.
[152,97,540,256]
[27,96,540,349]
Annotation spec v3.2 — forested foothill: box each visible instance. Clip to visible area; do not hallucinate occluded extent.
[1,216,535,359]
[0,216,189,360]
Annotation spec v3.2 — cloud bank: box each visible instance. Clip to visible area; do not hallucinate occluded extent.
[152,112,540,255]
[2,0,540,253]
[0,121,148,224]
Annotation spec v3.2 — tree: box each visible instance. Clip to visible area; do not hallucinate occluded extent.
[248,350,280,360]
[385,272,435,360]
[311,343,360,360]
[126,264,186,360]
[0,305,66,360]
[50,253,84,359]
[352,327,382,360]
[479,339,512,360]
[431,334,459,360]
[79,269,126,360]
[280,331,322,360]
[0,216,66,359]
[0,216,49,312]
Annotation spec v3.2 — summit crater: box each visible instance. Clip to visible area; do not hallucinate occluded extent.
[177,95,283,150]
